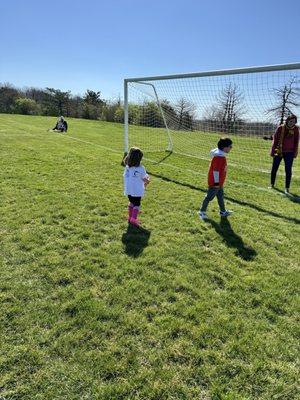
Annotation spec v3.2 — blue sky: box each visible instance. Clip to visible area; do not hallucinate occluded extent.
[1,0,299,99]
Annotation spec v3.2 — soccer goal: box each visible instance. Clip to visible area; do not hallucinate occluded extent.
[124,63,300,176]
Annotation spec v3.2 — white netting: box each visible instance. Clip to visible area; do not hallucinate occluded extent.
[125,66,300,177]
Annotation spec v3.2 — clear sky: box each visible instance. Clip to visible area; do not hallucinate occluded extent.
[1,0,299,100]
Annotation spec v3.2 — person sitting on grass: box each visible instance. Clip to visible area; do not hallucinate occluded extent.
[198,137,233,221]
[50,116,68,133]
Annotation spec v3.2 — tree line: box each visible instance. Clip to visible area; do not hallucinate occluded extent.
[0,84,123,122]
[0,77,298,135]
[0,82,197,128]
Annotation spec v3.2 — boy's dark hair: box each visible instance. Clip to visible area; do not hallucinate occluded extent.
[217,137,233,150]
[124,147,143,167]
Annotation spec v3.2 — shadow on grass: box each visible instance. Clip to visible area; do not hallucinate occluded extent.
[148,151,173,164]
[148,171,300,225]
[206,218,257,261]
[122,224,151,258]
[289,195,300,204]
[273,187,300,204]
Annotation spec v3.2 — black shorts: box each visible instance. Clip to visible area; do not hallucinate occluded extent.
[128,195,141,207]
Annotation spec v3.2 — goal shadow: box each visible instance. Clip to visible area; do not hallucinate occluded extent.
[153,151,173,164]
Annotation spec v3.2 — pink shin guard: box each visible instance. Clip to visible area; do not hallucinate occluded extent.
[128,203,134,221]
[130,206,141,226]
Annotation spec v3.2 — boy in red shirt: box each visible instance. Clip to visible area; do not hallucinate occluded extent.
[198,137,233,220]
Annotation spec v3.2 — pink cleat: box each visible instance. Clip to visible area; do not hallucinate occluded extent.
[129,218,141,227]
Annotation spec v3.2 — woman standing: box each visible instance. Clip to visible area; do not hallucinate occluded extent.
[270,115,299,194]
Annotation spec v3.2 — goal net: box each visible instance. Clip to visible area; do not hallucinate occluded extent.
[124,63,300,177]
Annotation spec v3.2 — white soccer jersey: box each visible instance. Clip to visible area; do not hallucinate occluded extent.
[123,165,148,197]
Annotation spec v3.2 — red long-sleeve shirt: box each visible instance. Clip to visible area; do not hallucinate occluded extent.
[207,148,227,187]
[271,125,299,157]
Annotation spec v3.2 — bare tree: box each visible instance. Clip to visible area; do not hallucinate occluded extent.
[161,100,177,129]
[175,98,196,131]
[204,83,245,134]
[267,76,299,124]
[218,83,245,133]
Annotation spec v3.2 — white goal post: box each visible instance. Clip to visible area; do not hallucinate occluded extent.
[124,63,300,176]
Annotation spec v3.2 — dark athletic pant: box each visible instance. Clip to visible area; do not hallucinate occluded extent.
[271,152,294,189]
[200,187,225,213]
[128,195,141,207]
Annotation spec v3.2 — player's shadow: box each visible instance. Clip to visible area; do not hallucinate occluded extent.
[148,172,300,225]
[289,195,300,204]
[206,218,257,261]
[273,188,300,204]
[122,224,151,258]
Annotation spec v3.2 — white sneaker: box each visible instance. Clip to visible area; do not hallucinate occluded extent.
[220,210,233,217]
[198,211,207,220]
[284,188,290,195]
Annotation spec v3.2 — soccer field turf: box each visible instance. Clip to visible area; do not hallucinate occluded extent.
[0,114,299,399]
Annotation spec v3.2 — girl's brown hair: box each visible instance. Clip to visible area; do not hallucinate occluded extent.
[123,147,143,167]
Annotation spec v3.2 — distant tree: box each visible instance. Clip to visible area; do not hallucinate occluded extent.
[206,83,245,134]
[267,76,299,124]
[204,104,222,121]
[101,97,121,122]
[82,104,101,120]
[219,83,245,133]
[135,101,165,127]
[25,87,46,104]
[128,104,140,124]
[114,106,124,123]
[160,100,177,129]
[82,90,106,119]
[68,95,84,118]
[84,90,102,105]
[0,82,120,121]
[0,83,20,113]
[14,98,39,115]
[175,98,196,130]
[43,88,71,116]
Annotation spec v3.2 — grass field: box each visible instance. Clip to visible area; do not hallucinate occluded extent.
[0,114,299,400]
[128,122,300,179]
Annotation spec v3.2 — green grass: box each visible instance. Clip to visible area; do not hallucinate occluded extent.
[128,123,300,179]
[0,114,299,400]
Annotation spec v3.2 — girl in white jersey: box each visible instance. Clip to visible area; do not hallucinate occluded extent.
[123,147,150,227]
